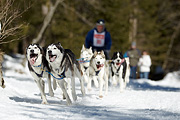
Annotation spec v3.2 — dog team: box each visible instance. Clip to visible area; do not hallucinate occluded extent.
[26,43,130,105]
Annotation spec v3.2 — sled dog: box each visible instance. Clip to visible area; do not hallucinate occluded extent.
[89,51,109,98]
[79,45,93,84]
[26,44,54,104]
[110,51,130,92]
[46,42,85,105]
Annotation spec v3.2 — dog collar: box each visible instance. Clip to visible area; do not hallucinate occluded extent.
[32,64,42,67]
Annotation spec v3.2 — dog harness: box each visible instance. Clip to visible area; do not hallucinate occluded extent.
[32,64,44,78]
[46,70,65,80]
[33,63,65,80]
[95,70,101,76]
[114,58,125,75]
[77,58,90,64]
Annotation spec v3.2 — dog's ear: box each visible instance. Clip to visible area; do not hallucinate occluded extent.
[57,42,61,46]
[119,52,124,58]
[56,42,62,48]
[100,50,104,55]
[82,44,85,51]
[100,50,106,58]
[94,51,97,56]
[82,44,85,50]
[111,52,117,60]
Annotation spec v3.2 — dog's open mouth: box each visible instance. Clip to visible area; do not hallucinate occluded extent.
[116,62,121,66]
[49,55,57,62]
[30,54,38,65]
[96,64,104,70]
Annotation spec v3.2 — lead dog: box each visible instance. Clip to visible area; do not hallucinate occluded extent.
[110,52,130,92]
[46,42,85,105]
[26,44,54,104]
[89,51,109,98]
[79,45,93,84]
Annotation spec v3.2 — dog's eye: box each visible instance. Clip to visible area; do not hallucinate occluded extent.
[34,47,37,49]
[54,48,57,49]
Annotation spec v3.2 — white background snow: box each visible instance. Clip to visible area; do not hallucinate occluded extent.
[1,54,180,120]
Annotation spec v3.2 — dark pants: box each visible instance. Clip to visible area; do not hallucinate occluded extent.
[130,66,137,79]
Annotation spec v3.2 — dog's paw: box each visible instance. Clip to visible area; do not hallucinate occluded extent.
[99,95,103,98]
[67,101,72,106]
[113,83,117,86]
[0,84,5,88]
[120,89,124,93]
[88,88,92,91]
[41,101,48,104]
[112,81,117,86]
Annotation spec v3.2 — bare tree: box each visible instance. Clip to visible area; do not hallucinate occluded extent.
[0,0,30,88]
[0,0,29,44]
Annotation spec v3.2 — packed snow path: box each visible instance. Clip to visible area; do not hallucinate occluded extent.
[1,54,180,120]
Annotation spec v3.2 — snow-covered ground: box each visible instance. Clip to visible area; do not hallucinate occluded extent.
[1,54,180,120]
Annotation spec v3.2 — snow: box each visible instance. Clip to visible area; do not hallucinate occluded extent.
[1,54,180,120]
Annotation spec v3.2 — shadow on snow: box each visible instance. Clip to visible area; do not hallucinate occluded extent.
[127,79,180,92]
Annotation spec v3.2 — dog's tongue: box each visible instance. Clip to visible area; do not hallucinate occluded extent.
[30,57,36,65]
[50,56,56,62]
[97,64,104,70]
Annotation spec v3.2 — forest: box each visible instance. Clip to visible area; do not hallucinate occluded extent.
[0,0,180,79]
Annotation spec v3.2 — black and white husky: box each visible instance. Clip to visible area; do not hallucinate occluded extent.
[89,51,109,98]
[79,45,93,84]
[110,52,130,92]
[46,42,85,105]
[26,44,54,104]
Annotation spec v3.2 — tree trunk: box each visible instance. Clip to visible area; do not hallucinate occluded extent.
[129,0,138,44]
[32,0,63,44]
[162,22,180,70]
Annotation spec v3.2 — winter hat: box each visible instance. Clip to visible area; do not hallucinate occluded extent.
[96,19,105,25]
[131,41,136,47]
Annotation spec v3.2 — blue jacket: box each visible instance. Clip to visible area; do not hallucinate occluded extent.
[85,28,112,51]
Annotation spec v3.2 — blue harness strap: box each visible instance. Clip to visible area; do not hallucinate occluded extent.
[45,70,65,80]
[77,58,90,64]
[33,64,65,80]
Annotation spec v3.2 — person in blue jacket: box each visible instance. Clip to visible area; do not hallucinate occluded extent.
[85,19,112,59]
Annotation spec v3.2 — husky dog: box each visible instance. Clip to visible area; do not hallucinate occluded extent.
[79,45,93,84]
[26,44,54,104]
[46,42,85,105]
[110,52,130,92]
[89,51,109,98]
